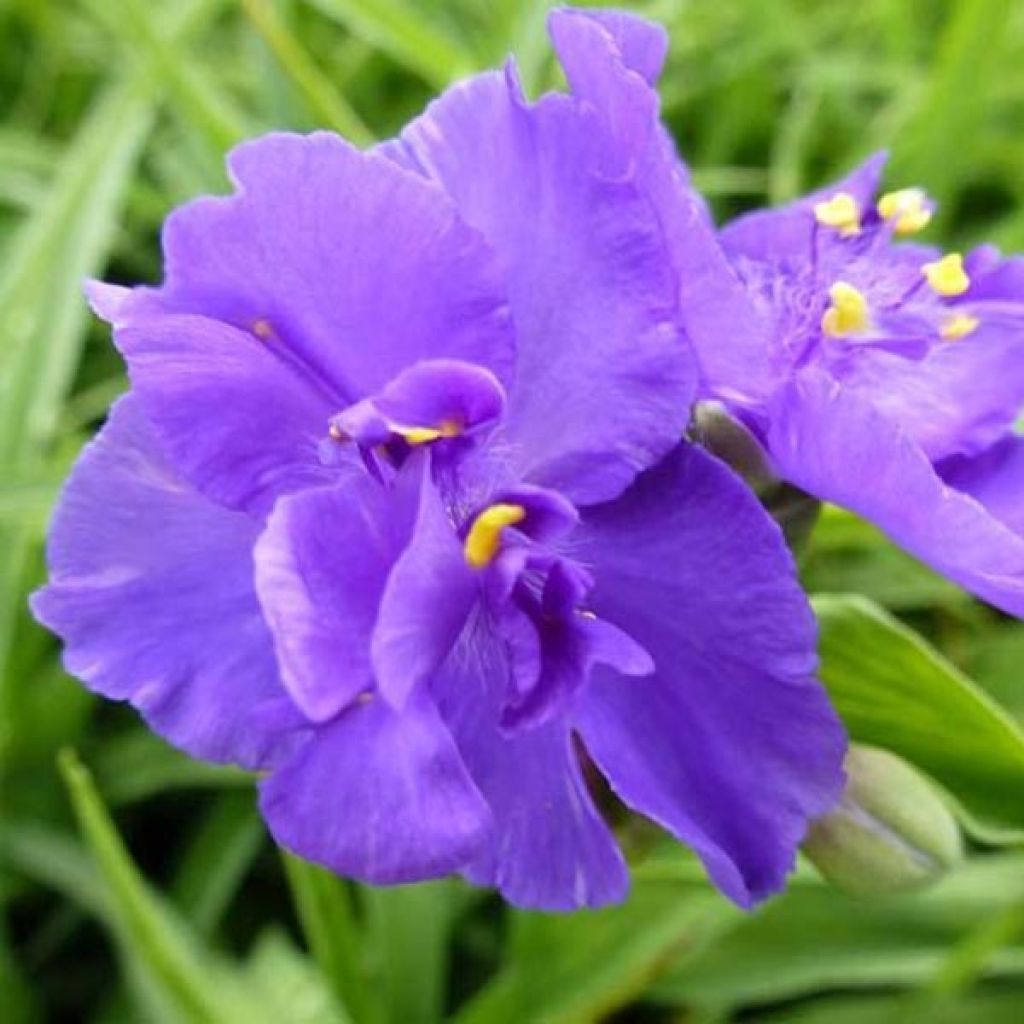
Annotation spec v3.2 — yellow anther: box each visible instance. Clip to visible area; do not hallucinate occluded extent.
[252,319,275,340]
[923,253,970,297]
[397,419,462,446]
[941,313,980,341]
[464,503,525,569]
[328,423,346,441]
[813,192,861,237]
[877,188,932,235]
[821,281,870,337]
[400,426,443,445]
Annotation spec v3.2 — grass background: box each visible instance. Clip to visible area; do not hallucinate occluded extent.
[2,1,1024,1021]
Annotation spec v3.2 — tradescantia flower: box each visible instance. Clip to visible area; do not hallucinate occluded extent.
[686,153,1024,615]
[31,8,844,910]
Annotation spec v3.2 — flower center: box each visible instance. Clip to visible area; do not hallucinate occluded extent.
[324,358,506,466]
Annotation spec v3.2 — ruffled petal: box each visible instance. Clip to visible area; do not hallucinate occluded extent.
[260,692,491,884]
[763,370,1024,616]
[572,443,845,907]
[548,8,778,406]
[31,397,303,769]
[97,132,514,404]
[432,633,629,910]
[940,435,1024,537]
[116,313,336,516]
[253,460,422,723]
[384,60,693,505]
[838,319,1024,462]
[567,7,669,84]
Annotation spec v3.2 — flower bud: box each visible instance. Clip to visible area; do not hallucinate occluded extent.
[803,744,963,895]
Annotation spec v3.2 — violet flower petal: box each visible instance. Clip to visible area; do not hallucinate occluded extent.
[434,633,629,910]
[765,369,1024,616]
[372,464,477,710]
[940,435,1024,537]
[116,313,337,517]
[100,132,515,407]
[573,443,846,907]
[31,397,304,769]
[385,56,693,504]
[253,459,423,722]
[260,692,491,884]
[548,7,778,407]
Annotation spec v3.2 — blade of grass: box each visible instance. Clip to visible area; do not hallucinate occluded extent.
[80,0,247,159]
[307,0,474,88]
[282,854,384,1024]
[0,0,226,777]
[171,792,264,936]
[58,748,277,1024]
[889,0,1013,215]
[363,881,459,1024]
[241,0,373,145]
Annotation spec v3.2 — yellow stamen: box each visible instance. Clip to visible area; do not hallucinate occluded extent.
[252,319,275,340]
[821,281,869,337]
[877,188,932,235]
[813,192,861,237]
[328,423,346,441]
[397,419,462,446]
[923,253,970,297]
[941,313,979,340]
[464,503,526,569]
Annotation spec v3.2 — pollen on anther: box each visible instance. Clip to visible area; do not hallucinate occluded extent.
[398,419,463,446]
[923,253,970,297]
[941,313,979,341]
[814,192,861,237]
[251,319,275,341]
[464,503,526,569]
[328,423,347,441]
[821,281,869,337]
[877,188,932,235]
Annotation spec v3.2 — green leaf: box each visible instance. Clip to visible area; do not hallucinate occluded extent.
[814,595,1024,841]
[241,0,373,145]
[244,930,354,1024]
[170,792,264,936]
[58,748,281,1024]
[889,0,1014,216]
[457,871,738,1024]
[91,729,252,806]
[651,852,1024,1016]
[363,881,462,1024]
[282,855,384,1024]
[307,0,474,88]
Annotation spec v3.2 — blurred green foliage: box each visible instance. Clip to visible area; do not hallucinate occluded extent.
[2,0,1024,1020]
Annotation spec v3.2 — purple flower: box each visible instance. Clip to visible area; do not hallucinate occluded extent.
[691,153,1024,615]
[31,9,843,910]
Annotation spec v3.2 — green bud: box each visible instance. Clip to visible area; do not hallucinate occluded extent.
[803,744,964,895]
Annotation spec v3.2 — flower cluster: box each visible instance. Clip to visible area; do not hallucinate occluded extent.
[32,6,1024,912]
[705,155,1024,614]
